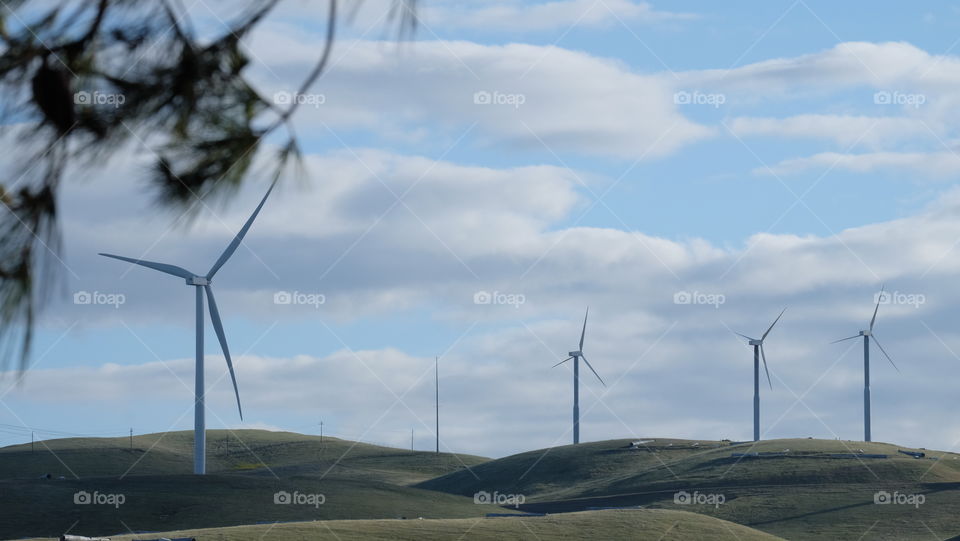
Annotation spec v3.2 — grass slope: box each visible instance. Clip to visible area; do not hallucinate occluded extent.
[1,430,489,539]
[11,432,960,540]
[20,509,785,541]
[0,429,486,483]
[417,437,960,540]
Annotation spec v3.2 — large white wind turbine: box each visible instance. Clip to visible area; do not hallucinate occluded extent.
[553,307,605,445]
[100,182,276,474]
[736,308,786,442]
[832,287,900,442]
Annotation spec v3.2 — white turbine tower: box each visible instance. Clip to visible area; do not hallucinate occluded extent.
[100,182,276,474]
[832,287,899,442]
[553,307,605,445]
[736,308,785,442]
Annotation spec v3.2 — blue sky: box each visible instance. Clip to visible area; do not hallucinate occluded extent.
[6,0,960,458]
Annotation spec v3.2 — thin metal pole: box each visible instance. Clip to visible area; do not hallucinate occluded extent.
[194,286,206,474]
[435,356,439,454]
[573,356,580,444]
[753,345,760,442]
[864,335,871,442]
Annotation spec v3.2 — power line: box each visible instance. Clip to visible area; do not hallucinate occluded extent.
[0,422,127,438]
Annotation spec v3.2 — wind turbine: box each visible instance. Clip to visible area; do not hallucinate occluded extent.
[832,287,899,442]
[100,182,276,474]
[553,307,605,444]
[736,308,786,442]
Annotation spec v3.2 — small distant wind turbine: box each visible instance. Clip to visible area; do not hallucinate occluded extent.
[832,287,899,442]
[736,308,786,442]
[100,182,276,474]
[553,307,605,445]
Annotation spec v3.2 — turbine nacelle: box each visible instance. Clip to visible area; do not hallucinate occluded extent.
[860,330,871,337]
[747,338,762,346]
[568,350,582,357]
[188,276,210,286]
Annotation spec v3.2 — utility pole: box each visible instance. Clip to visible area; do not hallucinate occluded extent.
[319,420,324,461]
[31,431,34,453]
[411,428,414,451]
[435,356,440,454]
[130,428,133,450]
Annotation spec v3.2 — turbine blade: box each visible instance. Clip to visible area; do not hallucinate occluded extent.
[870,285,884,331]
[580,354,606,387]
[760,344,773,390]
[206,180,277,279]
[579,307,589,351]
[830,335,861,344]
[204,285,243,419]
[871,335,900,373]
[99,253,194,280]
[735,332,757,342]
[553,357,574,368]
[762,308,787,340]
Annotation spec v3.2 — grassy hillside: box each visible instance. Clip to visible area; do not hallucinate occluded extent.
[417,437,960,540]
[10,431,960,540]
[0,429,485,483]
[0,429,490,539]
[20,509,785,541]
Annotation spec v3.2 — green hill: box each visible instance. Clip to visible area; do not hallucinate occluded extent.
[21,509,785,541]
[9,431,960,540]
[0,429,490,539]
[0,429,485,483]
[417,437,960,540]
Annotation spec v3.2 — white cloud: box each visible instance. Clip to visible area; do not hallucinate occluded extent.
[10,277,960,458]
[244,32,713,159]
[758,150,960,178]
[673,41,960,176]
[422,0,697,32]
[729,115,936,149]
[50,144,960,330]
[684,41,956,95]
